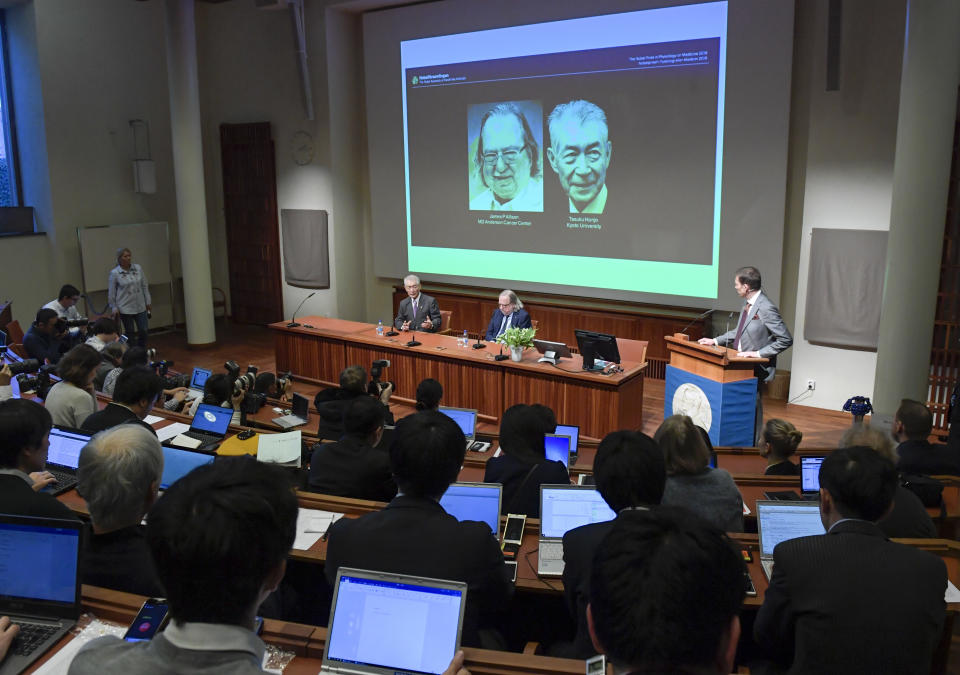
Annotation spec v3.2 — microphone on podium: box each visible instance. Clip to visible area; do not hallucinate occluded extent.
[287,292,316,328]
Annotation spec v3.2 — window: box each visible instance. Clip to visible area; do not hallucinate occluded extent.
[0,14,19,207]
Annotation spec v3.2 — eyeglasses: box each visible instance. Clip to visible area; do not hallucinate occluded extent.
[482,145,527,167]
[498,302,512,308]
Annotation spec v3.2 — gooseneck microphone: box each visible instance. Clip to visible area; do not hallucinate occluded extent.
[406,327,421,347]
[287,292,316,328]
[679,308,715,336]
[472,330,486,349]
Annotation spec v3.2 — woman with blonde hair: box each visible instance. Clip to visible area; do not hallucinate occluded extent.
[761,419,803,475]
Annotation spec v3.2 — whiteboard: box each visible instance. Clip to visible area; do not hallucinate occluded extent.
[77,222,173,292]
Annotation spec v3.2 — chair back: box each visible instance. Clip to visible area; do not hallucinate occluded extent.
[439,310,453,333]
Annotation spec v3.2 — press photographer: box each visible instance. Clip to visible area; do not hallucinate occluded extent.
[314,363,395,442]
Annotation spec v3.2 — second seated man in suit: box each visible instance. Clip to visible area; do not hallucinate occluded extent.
[754,446,947,673]
[394,274,441,332]
[484,290,532,341]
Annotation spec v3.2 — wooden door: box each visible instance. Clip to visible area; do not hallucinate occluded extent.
[220,122,283,325]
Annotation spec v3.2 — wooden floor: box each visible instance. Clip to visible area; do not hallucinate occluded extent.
[151,319,854,445]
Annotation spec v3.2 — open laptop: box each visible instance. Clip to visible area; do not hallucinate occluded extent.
[538,485,616,576]
[544,434,571,467]
[43,427,93,496]
[0,514,83,675]
[168,403,234,451]
[800,456,825,497]
[273,392,310,429]
[555,424,579,461]
[183,367,212,401]
[322,568,467,675]
[756,500,826,579]
[438,406,488,452]
[439,482,502,535]
[160,446,216,491]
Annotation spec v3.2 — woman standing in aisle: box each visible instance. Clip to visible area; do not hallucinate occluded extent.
[108,247,151,347]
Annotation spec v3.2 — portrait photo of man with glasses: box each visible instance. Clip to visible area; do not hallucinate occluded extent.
[546,99,612,215]
[468,101,544,212]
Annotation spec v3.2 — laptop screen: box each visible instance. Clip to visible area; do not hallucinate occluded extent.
[540,486,616,539]
[544,434,570,467]
[438,407,476,440]
[292,392,309,419]
[0,519,80,605]
[191,404,233,435]
[555,424,579,454]
[439,483,501,533]
[801,456,824,493]
[47,427,93,470]
[160,447,215,490]
[190,367,211,390]
[327,572,465,675]
[757,502,825,556]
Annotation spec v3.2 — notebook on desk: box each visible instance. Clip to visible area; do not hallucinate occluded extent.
[272,392,310,429]
[183,367,212,401]
[168,403,233,451]
[322,568,467,675]
[42,426,93,496]
[537,485,616,576]
[438,406,488,452]
[756,500,825,580]
[0,514,83,675]
[439,482,502,535]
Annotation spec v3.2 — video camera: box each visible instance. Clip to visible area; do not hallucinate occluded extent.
[367,359,395,397]
[17,363,57,400]
[55,317,90,334]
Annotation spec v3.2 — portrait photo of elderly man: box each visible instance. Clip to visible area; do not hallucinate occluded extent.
[546,99,612,214]
[469,101,544,212]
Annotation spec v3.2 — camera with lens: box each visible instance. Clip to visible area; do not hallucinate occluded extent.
[367,359,395,397]
[150,359,173,377]
[7,359,40,376]
[275,370,292,400]
[17,363,56,400]
[55,318,89,334]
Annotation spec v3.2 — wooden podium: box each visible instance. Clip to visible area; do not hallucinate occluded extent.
[663,334,768,447]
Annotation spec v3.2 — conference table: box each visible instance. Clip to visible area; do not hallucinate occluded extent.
[270,317,647,438]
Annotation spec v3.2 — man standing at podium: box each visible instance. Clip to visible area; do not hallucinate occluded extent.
[699,266,793,441]
[395,274,441,333]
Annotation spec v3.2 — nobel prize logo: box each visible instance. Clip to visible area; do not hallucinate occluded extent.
[203,411,217,423]
[672,383,712,431]
[412,76,419,85]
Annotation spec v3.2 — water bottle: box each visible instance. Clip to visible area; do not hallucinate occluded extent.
[376,320,384,337]
[461,329,468,347]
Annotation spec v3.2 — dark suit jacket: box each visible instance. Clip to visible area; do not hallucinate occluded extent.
[715,291,793,381]
[313,388,394,442]
[484,308,532,341]
[878,485,937,539]
[754,519,946,674]
[23,326,64,365]
[560,519,615,659]
[81,524,164,597]
[394,293,441,332]
[0,473,78,520]
[308,435,397,502]
[324,495,511,647]
[483,453,569,517]
[81,403,157,436]
[765,460,801,476]
[897,439,960,477]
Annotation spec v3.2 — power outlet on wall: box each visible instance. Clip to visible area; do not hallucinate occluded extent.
[806,379,816,391]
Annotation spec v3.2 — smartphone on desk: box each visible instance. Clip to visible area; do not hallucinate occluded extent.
[124,598,170,642]
[501,513,526,547]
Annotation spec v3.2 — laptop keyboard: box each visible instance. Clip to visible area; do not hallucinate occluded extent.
[47,468,77,486]
[539,541,563,562]
[183,430,221,444]
[11,621,59,656]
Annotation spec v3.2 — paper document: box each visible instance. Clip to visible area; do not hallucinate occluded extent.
[293,507,344,550]
[946,580,960,603]
[143,414,164,425]
[31,619,126,674]
[257,430,302,466]
[156,422,191,442]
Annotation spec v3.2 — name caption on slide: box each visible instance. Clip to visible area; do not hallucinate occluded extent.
[477,214,531,227]
[567,216,601,230]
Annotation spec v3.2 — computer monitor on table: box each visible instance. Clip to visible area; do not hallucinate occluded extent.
[574,329,621,370]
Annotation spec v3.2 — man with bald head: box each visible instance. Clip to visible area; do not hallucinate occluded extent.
[470,102,543,212]
[547,99,612,214]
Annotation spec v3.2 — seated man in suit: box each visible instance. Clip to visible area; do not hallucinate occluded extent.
[76,424,164,597]
[394,274,441,332]
[23,307,66,365]
[324,411,512,648]
[308,396,397,502]
[313,365,394,441]
[82,365,162,436]
[68,457,297,675]
[895,398,960,476]
[0,398,76,519]
[484,290,532,341]
[754,446,947,673]
[559,430,665,659]
[588,508,746,674]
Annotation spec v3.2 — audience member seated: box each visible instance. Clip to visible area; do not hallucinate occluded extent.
[840,424,937,538]
[308,396,397,502]
[754,446,947,673]
[895,398,960,476]
[0,398,77,519]
[588,508,746,674]
[186,372,242,424]
[0,365,11,402]
[415,377,443,411]
[68,457,297,675]
[483,403,569,517]
[82,365,162,436]
[325,411,512,648]
[104,346,187,412]
[314,365,394,441]
[76,425,164,596]
[559,430,666,659]
[23,307,66,365]
[43,284,86,342]
[656,414,744,532]
[93,341,126,392]
[45,344,100,429]
[84,317,120,352]
[760,418,803,475]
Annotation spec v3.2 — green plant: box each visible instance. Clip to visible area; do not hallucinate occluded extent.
[496,326,536,349]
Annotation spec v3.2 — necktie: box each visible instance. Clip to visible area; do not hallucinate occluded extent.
[412,298,418,319]
[497,315,509,337]
[733,304,750,349]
